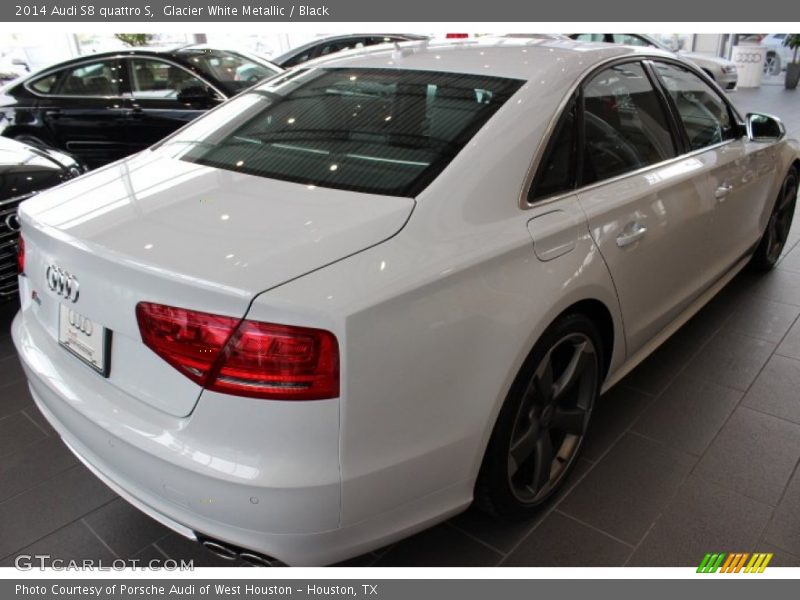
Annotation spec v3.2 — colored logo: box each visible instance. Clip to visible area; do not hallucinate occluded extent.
[697,552,773,573]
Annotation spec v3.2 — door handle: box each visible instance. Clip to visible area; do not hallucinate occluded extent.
[44,109,61,119]
[715,184,733,200]
[616,223,648,248]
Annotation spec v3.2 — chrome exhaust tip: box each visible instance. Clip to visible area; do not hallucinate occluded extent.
[239,552,280,567]
[197,534,282,566]
[201,540,238,561]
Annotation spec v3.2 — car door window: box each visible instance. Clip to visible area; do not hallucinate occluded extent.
[130,58,207,100]
[612,34,652,47]
[29,73,58,94]
[529,97,577,201]
[56,60,121,96]
[582,62,676,185]
[653,62,737,151]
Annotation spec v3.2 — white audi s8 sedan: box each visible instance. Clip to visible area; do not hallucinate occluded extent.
[11,38,800,566]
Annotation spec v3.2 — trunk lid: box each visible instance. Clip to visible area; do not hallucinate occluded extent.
[19,150,415,416]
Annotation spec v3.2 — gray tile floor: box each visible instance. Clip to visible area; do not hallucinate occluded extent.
[2,85,800,568]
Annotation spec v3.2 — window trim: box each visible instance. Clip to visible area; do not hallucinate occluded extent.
[576,60,680,189]
[23,54,226,101]
[25,57,128,100]
[521,54,745,209]
[645,58,744,153]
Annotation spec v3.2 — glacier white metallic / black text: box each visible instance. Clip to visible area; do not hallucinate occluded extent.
[11,37,800,565]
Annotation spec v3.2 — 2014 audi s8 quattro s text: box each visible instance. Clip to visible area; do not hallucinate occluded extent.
[10,38,800,566]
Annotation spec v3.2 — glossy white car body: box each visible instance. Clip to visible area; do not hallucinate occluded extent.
[12,37,800,566]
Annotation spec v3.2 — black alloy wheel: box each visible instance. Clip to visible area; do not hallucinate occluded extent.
[752,168,798,271]
[476,313,602,518]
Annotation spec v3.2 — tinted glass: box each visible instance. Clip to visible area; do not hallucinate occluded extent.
[29,73,57,93]
[582,62,676,184]
[281,50,313,68]
[317,39,365,57]
[612,34,652,47]
[653,62,736,150]
[529,97,577,201]
[57,60,121,96]
[172,68,523,197]
[175,49,280,91]
[130,58,208,99]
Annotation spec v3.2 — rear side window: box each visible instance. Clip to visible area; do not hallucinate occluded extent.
[56,60,121,96]
[174,68,523,197]
[582,62,676,185]
[652,62,737,151]
[529,97,577,201]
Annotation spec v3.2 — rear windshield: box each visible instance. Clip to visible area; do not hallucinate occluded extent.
[170,68,523,197]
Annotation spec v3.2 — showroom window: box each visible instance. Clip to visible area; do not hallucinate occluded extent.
[528,96,577,201]
[57,60,121,96]
[581,62,676,185]
[653,62,737,151]
[174,68,524,197]
[129,58,208,99]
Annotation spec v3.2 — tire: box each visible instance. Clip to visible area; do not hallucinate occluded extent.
[751,167,798,272]
[475,313,603,519]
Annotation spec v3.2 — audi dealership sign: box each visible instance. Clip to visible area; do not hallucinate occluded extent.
[732,46,767,88]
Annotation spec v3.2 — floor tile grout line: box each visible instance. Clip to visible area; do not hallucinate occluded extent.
[20,407,51,437]
[443,521,508,558]
[0,442,83,506]
[495,457,603,565]
[622,517,662,567]
[685,290,799,483]
[150,541,173,561]
[0,495,118,564]
[552,509,635,549]
[81,518,120,559]
[735,402,800,428]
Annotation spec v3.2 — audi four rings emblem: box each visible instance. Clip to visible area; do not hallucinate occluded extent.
[67,309,94,336]
[46,265,80,303]
[3,213,20,232]
[734,53,765,64]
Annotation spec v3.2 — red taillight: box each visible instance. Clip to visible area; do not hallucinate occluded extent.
[16,234,25,274]
[446,33,469,39]
[136,302,339,400]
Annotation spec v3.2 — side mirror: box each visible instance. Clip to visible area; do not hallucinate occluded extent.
[176,85,219,107]
[746,112,785,142]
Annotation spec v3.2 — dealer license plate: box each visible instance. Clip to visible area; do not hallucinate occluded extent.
[58,303,111,376]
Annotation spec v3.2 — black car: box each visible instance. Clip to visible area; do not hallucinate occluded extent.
[0,46,282,168]
[0,136,85,300]
[272,34,429,68]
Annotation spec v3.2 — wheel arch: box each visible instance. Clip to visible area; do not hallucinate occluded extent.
[555,298,615,380]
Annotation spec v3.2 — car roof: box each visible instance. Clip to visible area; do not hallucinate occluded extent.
[273,34,428,63]
[301,36,677,81]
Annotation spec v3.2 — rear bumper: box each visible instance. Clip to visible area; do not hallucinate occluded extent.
[12,307,348,565]
[12,306,469,565]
